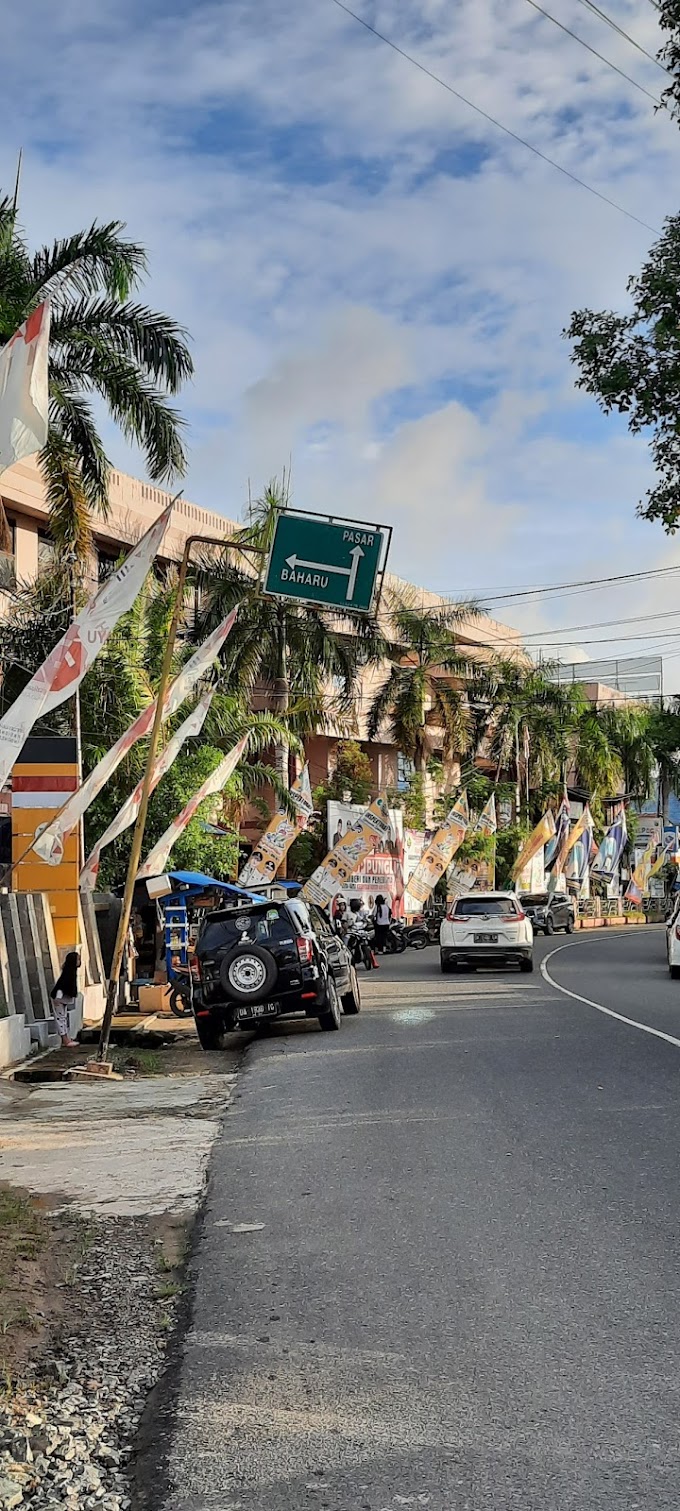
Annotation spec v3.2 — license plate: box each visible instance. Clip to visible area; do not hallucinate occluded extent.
[237,1001,279,1020]
[474,933,498,944]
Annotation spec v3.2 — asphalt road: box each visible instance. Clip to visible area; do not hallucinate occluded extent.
[140,924,680,1511]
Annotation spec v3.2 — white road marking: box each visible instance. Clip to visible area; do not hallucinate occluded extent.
[541,940,680,1051]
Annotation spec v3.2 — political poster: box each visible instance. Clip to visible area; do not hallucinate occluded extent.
[302,794,392,910]
[239,765,313,886]
[405,792,469,908]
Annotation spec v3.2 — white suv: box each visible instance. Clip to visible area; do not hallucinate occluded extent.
[440,892,534,974]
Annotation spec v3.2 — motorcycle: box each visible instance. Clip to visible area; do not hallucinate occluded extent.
[383,919,407,954]
[346,922,376,971]
[404,920,428,950]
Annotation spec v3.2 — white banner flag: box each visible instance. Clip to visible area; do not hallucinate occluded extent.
[80,691,213,890]
[238,764,313,886]
[0,301,50,471]
[0,503,172,794]
[33,608,237,865]
[137,734,249,880]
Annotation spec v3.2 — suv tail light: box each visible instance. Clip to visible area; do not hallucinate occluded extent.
[675,923,680,941]
[505,911,524,922]
[296,935,314,964]
[449,910,468,921]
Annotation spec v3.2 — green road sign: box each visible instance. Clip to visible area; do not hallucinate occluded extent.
[263,510,390,614]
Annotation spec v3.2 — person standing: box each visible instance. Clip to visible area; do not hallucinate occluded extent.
[373,894,391,953]
[50,952,80,1048]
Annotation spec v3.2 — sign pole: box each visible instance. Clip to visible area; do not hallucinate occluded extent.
[94,528,262,1069]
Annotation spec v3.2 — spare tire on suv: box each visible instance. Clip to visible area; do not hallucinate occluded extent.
[219,943,278,1004]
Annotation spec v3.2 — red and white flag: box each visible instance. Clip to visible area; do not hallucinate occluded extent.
[137,734,248,880]
[0,302,50,472]
[80,691,214,891]
[33,608,237,865]
[0,503,172,795]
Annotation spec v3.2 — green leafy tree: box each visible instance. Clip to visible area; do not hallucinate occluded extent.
[367,590,483,776]
[0,194,192,560]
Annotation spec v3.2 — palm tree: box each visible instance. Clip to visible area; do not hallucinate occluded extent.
[573,707,624,799]
[195,478,389,786]
[367,591,483,779]
[0,193,192,561]
[480,660,583,814]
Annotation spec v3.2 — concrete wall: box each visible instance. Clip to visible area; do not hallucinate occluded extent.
[0,890,104,1071]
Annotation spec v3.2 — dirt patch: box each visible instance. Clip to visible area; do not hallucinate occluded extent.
[0,1186,85,1389]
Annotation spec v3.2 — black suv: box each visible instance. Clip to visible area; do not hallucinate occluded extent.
[518,891,575,935]
[193,893,360,1049]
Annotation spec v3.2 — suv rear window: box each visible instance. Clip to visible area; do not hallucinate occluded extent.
[199,904,296,953]
[454,898,519,916]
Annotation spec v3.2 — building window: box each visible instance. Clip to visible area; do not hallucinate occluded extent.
[38,529,55,572]
[397,752,414,791]
[0,517,16,591]
[97,549,120,583]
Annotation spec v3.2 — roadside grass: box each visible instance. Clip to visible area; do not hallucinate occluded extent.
[113,1048,162,1076]
[0,1188,47,1387]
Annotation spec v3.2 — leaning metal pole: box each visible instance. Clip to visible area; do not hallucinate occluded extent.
[95,529,262,1065]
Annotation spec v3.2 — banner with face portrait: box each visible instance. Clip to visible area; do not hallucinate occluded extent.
[405,792,470,909]
[302,794,392,909]
[238,765,313,886]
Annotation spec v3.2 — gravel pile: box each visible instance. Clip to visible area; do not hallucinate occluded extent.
[0,1217,180,1510]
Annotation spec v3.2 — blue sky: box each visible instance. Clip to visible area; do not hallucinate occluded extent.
[2,0,680,680]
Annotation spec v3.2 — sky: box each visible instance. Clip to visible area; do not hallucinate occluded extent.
[1,0,680,687]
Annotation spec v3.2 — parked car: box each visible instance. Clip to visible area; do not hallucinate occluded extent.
[666,897,680,978]
[518,891,575,936]
[193,894,361,1049]
[440,892,534,973]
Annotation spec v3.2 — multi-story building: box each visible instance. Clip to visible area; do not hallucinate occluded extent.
[1,457,525,833]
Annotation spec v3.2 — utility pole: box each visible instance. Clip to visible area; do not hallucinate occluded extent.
[273,601,290,877]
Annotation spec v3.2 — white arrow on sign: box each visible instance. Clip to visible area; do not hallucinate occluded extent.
[285,545,364,602]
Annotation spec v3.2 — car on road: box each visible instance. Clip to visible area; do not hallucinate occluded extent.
[192,892,361,1049]
[518,890,575,936]
[440,892,534,973]
[666,897,680,978]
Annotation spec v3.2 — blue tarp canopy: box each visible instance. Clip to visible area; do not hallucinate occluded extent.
[152,870,266,904]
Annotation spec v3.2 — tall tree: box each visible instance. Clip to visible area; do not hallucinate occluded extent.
[367,591,483,779]
[0,193,192,560]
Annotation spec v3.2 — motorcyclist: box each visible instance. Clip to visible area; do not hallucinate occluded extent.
[334,899,350,938]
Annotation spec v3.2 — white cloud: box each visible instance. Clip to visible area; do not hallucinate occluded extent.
[0,0,679,679]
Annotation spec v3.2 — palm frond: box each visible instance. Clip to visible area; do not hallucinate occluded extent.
[27,222,147,303]
[50,297,193,390]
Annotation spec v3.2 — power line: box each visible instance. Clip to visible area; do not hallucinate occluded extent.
[525,0,662,104]
[327,0,659,234]
[574,0,669,73]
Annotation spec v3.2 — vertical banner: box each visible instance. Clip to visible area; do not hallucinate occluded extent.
[302,794,392,909]
[323,798,406,915]
[625,838,656,905]
[0,503,172,793]
[0,301,50,471]
[405,792,470,909]
[238,765,313,886]
[80,692,214,890]
[511,808,556,883]
[33,608,237,865]
[138,735,249,880]
[591,806,628,885]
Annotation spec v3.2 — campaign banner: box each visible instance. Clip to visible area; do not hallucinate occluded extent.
[33,608,237,865]
[80,692,213,890]
[405,792,469,908]
[511,809,556,883]
[302,794,392,910]
[625,837,657,904]
[0,502,172,794]
[545,796,570,873]
[0,301,50,471]
[238,765,313,886]
[321,798,406,916]
[138,734,249,879]
[566,807,594,894]
[591,806,628,883]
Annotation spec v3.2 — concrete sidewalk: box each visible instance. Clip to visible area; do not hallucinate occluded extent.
[0,1043,243,1216]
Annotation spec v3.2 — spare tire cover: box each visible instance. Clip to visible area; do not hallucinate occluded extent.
[219,943,278,1003]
